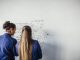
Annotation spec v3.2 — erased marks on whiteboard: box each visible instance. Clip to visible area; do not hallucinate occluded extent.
[14,20,46,42]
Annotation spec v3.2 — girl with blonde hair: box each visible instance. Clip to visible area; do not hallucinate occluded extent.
[19,26,42,60]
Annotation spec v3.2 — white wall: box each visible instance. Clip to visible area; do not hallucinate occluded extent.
[0,0,80,60]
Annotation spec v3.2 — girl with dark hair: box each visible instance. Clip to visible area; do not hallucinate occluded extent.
[19,26,42,60]
[0,21,18,60]
[3,21,16,35]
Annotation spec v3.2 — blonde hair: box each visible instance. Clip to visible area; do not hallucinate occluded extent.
[19,26,32,60]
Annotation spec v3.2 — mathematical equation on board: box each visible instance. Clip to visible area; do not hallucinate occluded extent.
[13,20,49,43]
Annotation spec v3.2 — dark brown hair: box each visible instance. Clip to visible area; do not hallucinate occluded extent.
[3,21,16,30]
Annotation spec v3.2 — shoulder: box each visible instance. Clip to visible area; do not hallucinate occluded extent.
[32,39,40,45]
[11,37,17,45]
[0,34,12,47]
[32,39,38,43]
[2,36,12,48]
[0,35,3,40]
[12,37,17,42]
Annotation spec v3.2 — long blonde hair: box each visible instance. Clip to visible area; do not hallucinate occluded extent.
[19,26,32,60]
